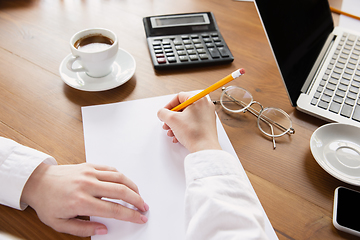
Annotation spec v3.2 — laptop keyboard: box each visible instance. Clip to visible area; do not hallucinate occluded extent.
[311,32,360,123]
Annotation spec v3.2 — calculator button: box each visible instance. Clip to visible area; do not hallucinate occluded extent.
[176,46,185,50]
[166,52,174,57]
[162,39,171,44]
[191,34,199,39]
[206,43,215,48]
[211,33,219,37]
[187,49,197,55]
[154,49,163,54]
[203,38,212,43]
[189,55,199,61]
[167,57,177,63]
[183,40,192,44]
[218,47,230,57]
[212,37,221,42]
[153,46,162,50]
[192,39,201,44]
[164,49,173,53]
[197,49,206,54]
[157,57,166,64]
[179,56,189,61]
[177,50,186,56]
[155,53,165,58]
[181,35,190,39]
[185,45,194,50]
[173,40,182,45]
[152,41,161,46]
[194,44,203,49]
[163,45,172,49]
[215,42,224,47]
[208,48,220,58]
[199,54,209,60]
[201,34,210,38]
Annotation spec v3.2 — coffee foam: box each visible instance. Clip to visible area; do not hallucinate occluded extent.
[78,43,112,52]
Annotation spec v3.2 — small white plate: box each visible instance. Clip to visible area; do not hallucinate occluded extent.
[310,123,360,186]
[59,48,136,91]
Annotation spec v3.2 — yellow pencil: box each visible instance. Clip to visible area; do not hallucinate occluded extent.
[171,68,246,111]
[330,6,360,22]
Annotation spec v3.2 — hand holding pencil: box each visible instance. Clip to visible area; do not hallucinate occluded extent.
[157,69,245,152]
[157,92,222,152]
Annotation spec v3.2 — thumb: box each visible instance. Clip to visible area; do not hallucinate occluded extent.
[55,218,108,237]
[157,107,174,123]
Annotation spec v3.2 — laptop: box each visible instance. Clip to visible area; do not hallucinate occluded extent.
[254,0,360,127]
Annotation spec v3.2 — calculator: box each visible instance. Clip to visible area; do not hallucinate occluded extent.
[143,12,234,70]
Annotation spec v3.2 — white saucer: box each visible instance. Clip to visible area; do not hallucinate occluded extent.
[59,48,136,91]
[310,123,360,186]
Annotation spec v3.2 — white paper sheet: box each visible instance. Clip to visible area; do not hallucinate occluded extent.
[81,93,278,240]
[339,0,360,31]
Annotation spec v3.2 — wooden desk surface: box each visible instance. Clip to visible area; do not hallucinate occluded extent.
[0,0,358,239]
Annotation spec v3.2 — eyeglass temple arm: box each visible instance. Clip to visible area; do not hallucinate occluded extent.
[270,124,276,149]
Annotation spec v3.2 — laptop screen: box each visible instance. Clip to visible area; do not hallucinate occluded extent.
[254,0,334,106]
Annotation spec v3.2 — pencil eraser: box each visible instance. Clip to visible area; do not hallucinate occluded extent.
[231,68,245,79]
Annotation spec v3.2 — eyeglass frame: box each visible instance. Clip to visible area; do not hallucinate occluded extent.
[213,86,295,149]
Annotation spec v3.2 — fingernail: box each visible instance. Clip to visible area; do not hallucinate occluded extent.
[141,215,148,223]
[144,202,149,211]
[95,228,108,235]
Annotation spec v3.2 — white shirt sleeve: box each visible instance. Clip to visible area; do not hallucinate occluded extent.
[184,150,268,240]
[0,137,57,210]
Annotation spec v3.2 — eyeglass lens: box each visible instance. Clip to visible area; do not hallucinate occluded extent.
[258,108,292,137]
[220,86,252,112]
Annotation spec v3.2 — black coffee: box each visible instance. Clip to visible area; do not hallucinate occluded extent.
[74,34,114,52]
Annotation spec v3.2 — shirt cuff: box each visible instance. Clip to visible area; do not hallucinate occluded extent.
[0,138,57,210]
[184,149,246,187]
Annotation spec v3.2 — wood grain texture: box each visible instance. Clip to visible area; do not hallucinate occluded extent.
[1,0,357,239]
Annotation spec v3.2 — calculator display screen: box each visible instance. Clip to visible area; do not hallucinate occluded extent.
[150,13,210,28]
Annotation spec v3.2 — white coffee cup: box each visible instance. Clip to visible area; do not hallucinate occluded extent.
[67,28,118,78]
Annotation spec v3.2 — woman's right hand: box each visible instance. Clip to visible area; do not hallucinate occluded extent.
[157,92,222,153]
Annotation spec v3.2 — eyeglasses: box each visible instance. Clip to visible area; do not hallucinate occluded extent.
[213,86,295,149]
